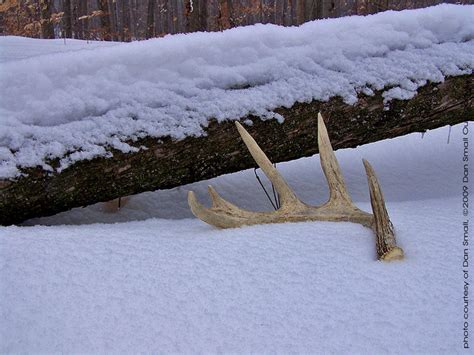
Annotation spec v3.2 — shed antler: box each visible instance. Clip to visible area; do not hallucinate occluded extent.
[188,113,403,261]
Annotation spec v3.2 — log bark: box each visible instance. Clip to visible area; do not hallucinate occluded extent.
[0,75,472,225]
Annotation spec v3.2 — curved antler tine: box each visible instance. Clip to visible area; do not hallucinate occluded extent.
[235,121,302,208]
[208,185,227,208]
[188,188,278,229]
[317,113,353,205]
[207,185,243,212]
[363,159,404,261]
[188,190,233,228]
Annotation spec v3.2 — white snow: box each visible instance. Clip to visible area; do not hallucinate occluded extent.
[0,4,473,178]
[0,36,119,63]
[0,122,470,353]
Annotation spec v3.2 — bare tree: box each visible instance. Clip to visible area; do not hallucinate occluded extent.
[199,0,208,30]
[80,0,89,39]
[146,0,154,38]
[121,0,131,41]
[39,0,54,38]
[218,0,231,30]
[98,0,113,40]
[296,0,305,24]
[185,0,208,32]
[109,0,118,40]
[63,0,73,37]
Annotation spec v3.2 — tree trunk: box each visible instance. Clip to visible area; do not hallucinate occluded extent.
[0,75,472,225]
[81,0,89,40]
[146,0,154,38]
[296,0,305,24]
[98,0,112,40]
[72,0,79,38]
[63,0,73,37]
[39,0,55,39]
[130,0,137,39]
[175,0,184,33]
[109,0,118,41]
[218,0,231,30]
[121,0,131,41]
[262,0,273,24]
[168,0,178,34]
[185,0,204,33]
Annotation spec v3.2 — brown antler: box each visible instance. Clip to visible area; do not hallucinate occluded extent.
[188,113,403,261]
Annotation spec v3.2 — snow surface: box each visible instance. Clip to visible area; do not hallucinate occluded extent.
[0,122,470,353]
[0,4,473,178]
[0,36,119,63]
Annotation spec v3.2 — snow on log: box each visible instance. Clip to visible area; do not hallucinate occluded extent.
[0,74,472,225]
[0,4,473,224]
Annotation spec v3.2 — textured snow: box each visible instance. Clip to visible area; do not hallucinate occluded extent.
[0,4,473,178]
[0,122,470,353]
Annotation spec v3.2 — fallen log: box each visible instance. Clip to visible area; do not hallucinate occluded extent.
[0,74,472,225]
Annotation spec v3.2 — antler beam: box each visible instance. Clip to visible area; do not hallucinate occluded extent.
[188,114,404,261]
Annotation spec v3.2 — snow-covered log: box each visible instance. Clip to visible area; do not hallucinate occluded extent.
[0,74,472,225]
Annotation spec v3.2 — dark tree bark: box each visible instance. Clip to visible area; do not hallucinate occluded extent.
[39,0,55,39]
[80,0,89,39]
[199,0,208,31]
[63,0,73,37]
[175,0,184,33]
[130,0,137,39]
[109,0,119,40]
[98,0,112,40]
[275,0,284,24]
[168,0,176,34]
[321,0,334,18]
[161,0,170,35]
[296,0,305,24]
[304,0,316,21]
[121,0,131,41]
[0,75,472,225]
[282,0,291,25]
[185,0,201,32]
[72,0,80,38]
[184,0,193,32]
[146,0,155,38]
[218,0,231,30]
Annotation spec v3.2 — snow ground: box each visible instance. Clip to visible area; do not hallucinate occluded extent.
[0,4,473,178]
[0,36,119,63]
[0,122,470,353]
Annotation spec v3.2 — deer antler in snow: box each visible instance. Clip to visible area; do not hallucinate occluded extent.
[188,114,403,261]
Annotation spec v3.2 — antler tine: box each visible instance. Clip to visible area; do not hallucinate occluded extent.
[317,113,353,206]
[188,190,231,228]
[207,185,242,211]
[363,159,404,261]
[188,187,284,229]
[235,121,303,208]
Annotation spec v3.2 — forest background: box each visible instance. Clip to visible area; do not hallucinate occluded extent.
[1,0,472,42]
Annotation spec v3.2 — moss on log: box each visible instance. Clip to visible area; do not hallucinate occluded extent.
[0,74,473,225]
